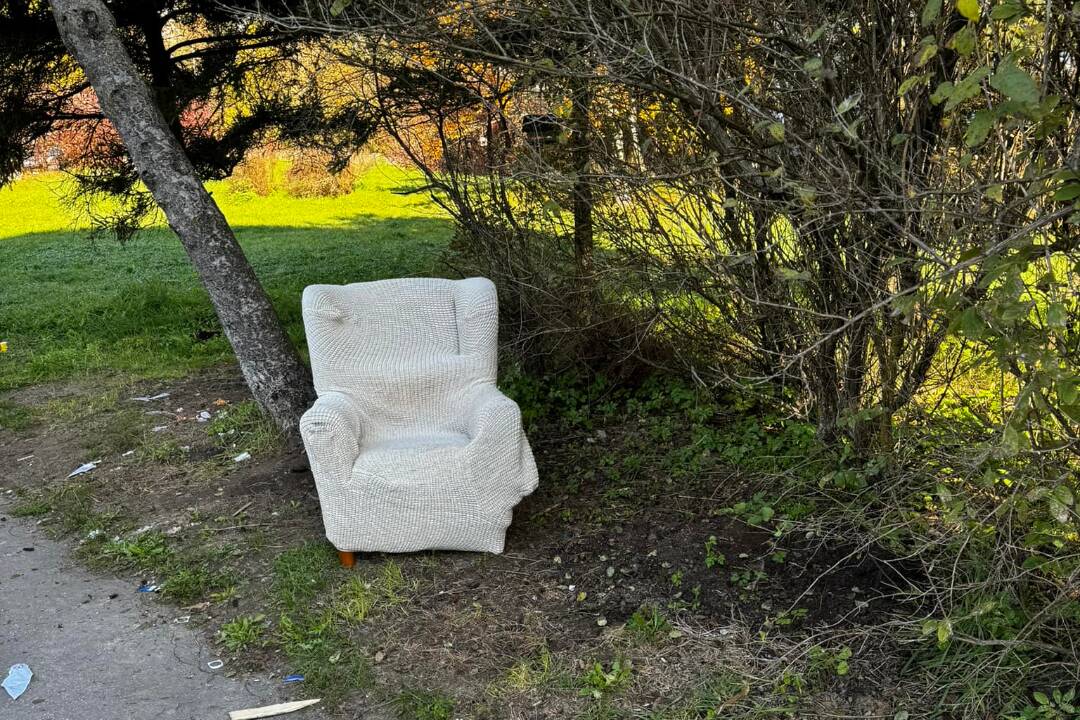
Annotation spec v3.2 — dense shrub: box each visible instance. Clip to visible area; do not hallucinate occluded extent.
[228,150,278,197]
[283,150,356,198]
[303,0,1080,714]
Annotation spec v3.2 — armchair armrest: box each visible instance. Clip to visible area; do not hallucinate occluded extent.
[464,384,538,500]
[466,385,522,444]
[300,391,363,488]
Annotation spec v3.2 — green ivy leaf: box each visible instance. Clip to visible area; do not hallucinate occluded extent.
[958,306,986,337]
[1047,302,1067,327]
[777,267,810,282]
[917,40,939,66]
[948,23,978,55]
[837,93,862,113]
[965,109,996,146]
[930,81,955,105]
[1054,183,1080,202]
[898,74,930,96]
[1048,498,1070,524]
[937,619,953,644]
[1001,424,1021,456]
[922,0,943,25]
[1060,378,1079,406]
[945,66,991,111]
[1054,485,1074,507]
[957,0,981,20]
[990,56,1041,107]
[990,0,1024,20]
[891,293,918,319]
[796,184,817,206]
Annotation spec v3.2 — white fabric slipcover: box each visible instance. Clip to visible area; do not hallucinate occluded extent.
[299,277,538,554]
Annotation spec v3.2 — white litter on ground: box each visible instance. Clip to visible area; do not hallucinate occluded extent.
[228,699,321,720]
[66,461,99,478]
[2,663,32,700]
[131,392,170,402]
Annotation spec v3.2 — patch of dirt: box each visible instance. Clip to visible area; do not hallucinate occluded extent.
[2,368,316,511]
[0,366,912,718]
[550,514,902,630]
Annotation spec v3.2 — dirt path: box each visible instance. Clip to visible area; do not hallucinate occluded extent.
[0,511,326,720]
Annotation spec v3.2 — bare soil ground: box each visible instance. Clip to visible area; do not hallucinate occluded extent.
[0,366,909,719]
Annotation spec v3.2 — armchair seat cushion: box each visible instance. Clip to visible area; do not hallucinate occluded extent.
[343,445,499,553]
[350,435,468,493]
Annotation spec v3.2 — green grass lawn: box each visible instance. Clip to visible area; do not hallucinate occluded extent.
[0,166,452,390]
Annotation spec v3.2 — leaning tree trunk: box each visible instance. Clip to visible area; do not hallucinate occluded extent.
[51,0,314,438]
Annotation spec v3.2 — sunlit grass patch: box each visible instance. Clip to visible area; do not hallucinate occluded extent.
[501,647,559,693]
[332,560,414,624]
[35,386,124,424]
[136,436,188,463]
[40,483,109,536]
[15,483,235,605]
[83,527,233,602]
[0,168,452,390]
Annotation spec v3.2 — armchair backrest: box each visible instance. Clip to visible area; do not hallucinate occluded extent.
[302,277,499,436]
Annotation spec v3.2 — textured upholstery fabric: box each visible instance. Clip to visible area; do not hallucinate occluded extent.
[300,277,539,553]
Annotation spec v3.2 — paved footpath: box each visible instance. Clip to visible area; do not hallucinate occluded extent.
[0,511,326,720]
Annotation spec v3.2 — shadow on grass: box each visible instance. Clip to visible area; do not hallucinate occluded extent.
[0,214,455,390]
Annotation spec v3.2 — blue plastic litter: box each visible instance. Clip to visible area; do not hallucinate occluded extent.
[2,663,32,700]
[137,583,159,593]
[283,674,304,684]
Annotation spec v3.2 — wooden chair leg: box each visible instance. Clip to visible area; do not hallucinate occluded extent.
[337,550,356,568]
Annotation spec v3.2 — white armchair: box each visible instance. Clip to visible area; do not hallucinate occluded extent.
[299,277,538,560]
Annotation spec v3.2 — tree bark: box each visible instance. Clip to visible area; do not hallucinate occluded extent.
[51,0,314,437]
[569,81,594,275]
